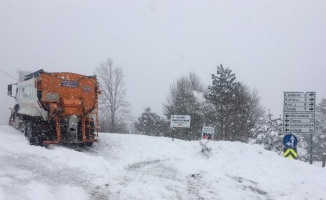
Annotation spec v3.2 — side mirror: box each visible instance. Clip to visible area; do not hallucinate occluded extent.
[8,85,12,96]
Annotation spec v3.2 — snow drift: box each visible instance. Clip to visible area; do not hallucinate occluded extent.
[0,126,325,200]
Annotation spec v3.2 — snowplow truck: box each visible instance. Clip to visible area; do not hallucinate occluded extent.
[7,69,100,146]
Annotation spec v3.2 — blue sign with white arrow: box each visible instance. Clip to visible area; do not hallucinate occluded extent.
[283,133,298,148]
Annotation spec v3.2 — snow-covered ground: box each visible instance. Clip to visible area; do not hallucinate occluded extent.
[0,126,326,200]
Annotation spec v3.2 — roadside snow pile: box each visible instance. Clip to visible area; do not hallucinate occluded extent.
[1,126,326,200]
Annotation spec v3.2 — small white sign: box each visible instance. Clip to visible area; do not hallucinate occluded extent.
[284,128,315,133]
[202,126,214,140]
[170,115,191,128]
[284,113,315,118]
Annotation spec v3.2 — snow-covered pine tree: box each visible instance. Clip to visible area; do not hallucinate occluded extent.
[163,72,205,140]
[205,65,260,141]
[134,107,169,136]
[250,112,309,161]
[308,98,326,161]
[205,65,237,140]
[250,113,283,153]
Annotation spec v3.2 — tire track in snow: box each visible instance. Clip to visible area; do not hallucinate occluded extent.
[111,159,184,200]
[0,154,110,200]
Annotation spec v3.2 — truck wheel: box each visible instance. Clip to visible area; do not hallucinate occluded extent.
[21,122,26,135]
[26,121,37,145]
[86,142,93,147]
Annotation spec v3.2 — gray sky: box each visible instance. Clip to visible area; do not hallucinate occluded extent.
[1,0,326,125]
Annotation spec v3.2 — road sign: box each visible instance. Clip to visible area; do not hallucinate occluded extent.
[170,115,191,128]
[202,126,214,135]
[284,107,315,112]
[284,92,315,98]
[283,113,314,118]
[283,128,315,133]
[284,148,298,159]
[283,134,298,148]
[284,118,314,123]
[202,126,214,140]
[283,92,315,133]
[283,112,315,133]
[283,92,315,113]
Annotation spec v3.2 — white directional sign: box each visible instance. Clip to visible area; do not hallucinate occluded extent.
[202,126,215,140]
[283,92,315,133]
[202,126,215,135]
[283,92,315,112]
[170,115,191,128]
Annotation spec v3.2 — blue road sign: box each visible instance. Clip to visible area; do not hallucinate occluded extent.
[283,133,298,148]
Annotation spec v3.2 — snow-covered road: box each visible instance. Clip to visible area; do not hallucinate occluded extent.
[1,126,326,200]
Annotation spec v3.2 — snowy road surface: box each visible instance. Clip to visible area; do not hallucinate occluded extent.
[1,126,326,200]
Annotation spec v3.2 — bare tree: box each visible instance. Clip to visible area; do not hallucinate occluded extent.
[95,58,131,133]
[248,87,265,126]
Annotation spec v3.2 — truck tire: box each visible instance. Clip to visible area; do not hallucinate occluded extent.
[25,121,37,145]
[86,142,93,147]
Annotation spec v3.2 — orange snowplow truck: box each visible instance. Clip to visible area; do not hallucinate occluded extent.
[8,69,100,146]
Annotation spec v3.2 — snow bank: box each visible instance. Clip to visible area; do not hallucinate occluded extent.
[1,126,326,200]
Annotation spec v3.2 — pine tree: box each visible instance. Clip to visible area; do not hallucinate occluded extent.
[250,112,284,153]
[134,107,169,136]
[250,111,310,161]
[205,65,264,142]
[309,98,326,161]
[205,65,240,141]
[163,72,205,140]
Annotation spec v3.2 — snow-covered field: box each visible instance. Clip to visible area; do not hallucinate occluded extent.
[0,126,325,200]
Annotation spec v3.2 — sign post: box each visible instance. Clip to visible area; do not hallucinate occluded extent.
[170,115,191,141]
[283,92,315,163]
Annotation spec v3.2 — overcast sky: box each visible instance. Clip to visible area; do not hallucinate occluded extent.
[1,0,326,125]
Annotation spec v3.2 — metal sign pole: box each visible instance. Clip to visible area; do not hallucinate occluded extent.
[310,133,313,164]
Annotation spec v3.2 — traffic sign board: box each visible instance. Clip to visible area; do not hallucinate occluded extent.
[284,92,315,98]
[284,107,314,112]
[283,134,298,148]
[202,126,214,140]
[284,102,314,107]
[283,92,315,113]
[283,92,315,133]
[284,97,315,102]
[283,112,315,133]
[170,115,191,128]
[202,126,214,135]
[284,123,314,128]
[284,128,315,133]
[284,118,313,123]
[284,113,314,118]
[284,148,298,159]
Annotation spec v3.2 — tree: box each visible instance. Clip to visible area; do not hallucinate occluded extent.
[134,107,169,136]
[163,72,205,140]
[250,111,309,161]
[205,65,238,140]
[95,58,131,133]
[250,112,284,153]
[248,88,266,127]
[308,98,326,161]
[205,65,264,141]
